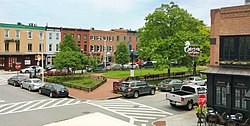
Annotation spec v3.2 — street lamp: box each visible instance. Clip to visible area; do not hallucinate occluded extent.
[130,50,134,78]
[103,37,107,69]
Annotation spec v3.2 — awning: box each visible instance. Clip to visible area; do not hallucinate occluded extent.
[244,89,250,101]
[200,67,250,76]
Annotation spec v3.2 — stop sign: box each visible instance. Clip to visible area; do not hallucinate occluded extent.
[15,64,21,70]
[198,94,206,108]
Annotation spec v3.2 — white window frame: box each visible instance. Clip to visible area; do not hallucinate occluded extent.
[109,46,113,52]
[90,35,94,40]
[49,33,52,39]
[56,33,59,40]
[16,30,20,38]
[27,31,32,39]
[49,44,52,52]
[4,29,9,38]
[97,36,101,41]
[91,45,94,52]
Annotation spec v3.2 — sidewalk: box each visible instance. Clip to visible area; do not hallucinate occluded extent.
[66,73,122,100]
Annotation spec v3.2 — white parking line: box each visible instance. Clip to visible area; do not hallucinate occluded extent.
[0,103,22,113]
[63,99,75,105]
[5,101,34,113]
[22,100,46,111]
[36,99,57,109]
[50,98,68,107]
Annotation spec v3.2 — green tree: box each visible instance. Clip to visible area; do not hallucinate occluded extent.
[138,2,209,77]
[59,34,80,52]
[115,41,130,68]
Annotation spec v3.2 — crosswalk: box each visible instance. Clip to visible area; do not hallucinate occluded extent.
[0,98,82,115]
[86,99,173,124]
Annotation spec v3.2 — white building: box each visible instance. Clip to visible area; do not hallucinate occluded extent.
[45,27,61,66]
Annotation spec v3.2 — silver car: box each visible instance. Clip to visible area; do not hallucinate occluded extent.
[20,79,44,91]
[184,76,206,86]
[158,79,184,92]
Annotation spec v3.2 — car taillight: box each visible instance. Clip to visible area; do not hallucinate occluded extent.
[181,97,184,102]
[165,93,168,97]
[54,90,59,94]
[164,84,169,87]
[128,87,132,91]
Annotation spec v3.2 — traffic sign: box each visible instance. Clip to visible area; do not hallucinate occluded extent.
[15,64,21,70]
[198,94,206,108]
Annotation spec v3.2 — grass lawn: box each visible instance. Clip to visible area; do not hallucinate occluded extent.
[45,75,103,88]
[102,66,206,79]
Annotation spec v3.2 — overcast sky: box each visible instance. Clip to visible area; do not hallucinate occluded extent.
[0,0,244,30]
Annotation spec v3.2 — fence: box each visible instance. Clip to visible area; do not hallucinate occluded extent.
[127,70,202,81]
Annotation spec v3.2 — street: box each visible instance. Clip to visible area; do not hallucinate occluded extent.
[0,72,188,126]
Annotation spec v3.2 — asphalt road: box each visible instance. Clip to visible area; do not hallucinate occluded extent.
[0,71,188,126]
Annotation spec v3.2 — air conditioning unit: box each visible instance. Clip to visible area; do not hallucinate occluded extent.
[246,0,250,4]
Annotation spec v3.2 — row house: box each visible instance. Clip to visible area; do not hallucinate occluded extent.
[0,23,46,71]
[203,3,250,118]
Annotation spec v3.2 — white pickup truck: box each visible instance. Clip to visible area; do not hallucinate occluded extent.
[166,85,207,110]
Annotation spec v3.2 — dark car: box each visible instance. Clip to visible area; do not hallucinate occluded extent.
[38,83,69,98]
[158,79,184,92]
[142,61,154,68]
[7,75,28,87]
[119,80,156,98]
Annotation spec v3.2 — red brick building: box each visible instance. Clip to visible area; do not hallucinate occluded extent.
[204,4,250,119]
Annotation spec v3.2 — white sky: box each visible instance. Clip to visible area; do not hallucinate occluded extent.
[0,0,244,30]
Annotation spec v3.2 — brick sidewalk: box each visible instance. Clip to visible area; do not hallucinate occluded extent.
[66,74,122,100]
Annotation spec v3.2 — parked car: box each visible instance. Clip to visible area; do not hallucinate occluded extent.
[184,76,206,86]
[20,78,44,91]
[141,61,156,68]
[20,66,44,73]
[7,75,28,87]
[119,80,156,98]
[158,79,184,92]
[39,83,69,98]
[45,64,54,71]
[166,85,207,110]
[106,64,122,70]
[85,66,94,72]
[122,63,139,69]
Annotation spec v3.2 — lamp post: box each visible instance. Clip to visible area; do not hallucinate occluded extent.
[130,50,134,78]
[103,38,107,69]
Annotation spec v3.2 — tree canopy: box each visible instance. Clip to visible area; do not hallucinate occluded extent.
[138,2,210,74]
[115,41,130,66]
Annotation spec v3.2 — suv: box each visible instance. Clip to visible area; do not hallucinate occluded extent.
[119,80,156,98]
[20,66,43,73]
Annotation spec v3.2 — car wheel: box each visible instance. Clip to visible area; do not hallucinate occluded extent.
[186,101,193,111]
[150,89,155,95]
[133,91,139,98]
[38,89,42,94]
[171,87,175,92]
[170,103,176,107]
[49,92,53,98]
[25,70,29,73]
[28,86,32,92]
[20,84,23,89]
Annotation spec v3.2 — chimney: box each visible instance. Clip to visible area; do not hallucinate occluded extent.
[246,0,250,5]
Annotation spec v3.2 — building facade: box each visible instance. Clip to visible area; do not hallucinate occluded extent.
[0,23,46,71]
[45,27,61,66]
[204,4,250,118]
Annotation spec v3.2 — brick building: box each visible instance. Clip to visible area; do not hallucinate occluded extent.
[203,4,250,118]
[0,23,46,71]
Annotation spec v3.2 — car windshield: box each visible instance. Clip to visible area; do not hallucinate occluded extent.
[53,84,64,90]
[33,80,42,83]
[187,77,194,81]
[161,79,172,84]
[120,82,130,87]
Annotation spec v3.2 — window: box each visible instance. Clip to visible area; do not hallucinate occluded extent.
[27,31,32,39]
[0,57,5,67]
[16,43,20,52]
[49,33,52,39]
[235,88,247,109]
[216,85,227,106]
[40,32,44,40]
[90,45,94,52]
[56,33,59,40]
[84,34,87,42]
[16,30,20,38]
[77,34,81,42]
[5,43,9,51]
[100,45,102,52]
[129,44,132,51]
[129,36,132,42]
[39,44,42,52]
[71,34,74,38]
[97,45,100,52]
[4,29,9,38]
[56,44,59,51]
[117,36,120,41]
[136,36,138,42]
[28,44,32,52]
[124,36,127,41]
[94,45,97,52]
[109,46,113,52]
[97,36,101,41]
[90,35,94,40]
[49,44,52,51]
[84,45,87,51]
[109,36,113,41]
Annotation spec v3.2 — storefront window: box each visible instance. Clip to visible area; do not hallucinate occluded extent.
[235,87,247,109]
[216,83,227,106]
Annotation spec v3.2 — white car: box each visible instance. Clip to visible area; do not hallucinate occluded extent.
[20,78,44,91]
[184,76,206,86]
[123,63,139,69]
[20,66,43,73]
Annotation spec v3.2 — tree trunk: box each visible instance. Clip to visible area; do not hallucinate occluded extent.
[193,62,197,76]
[167,68,170,78]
